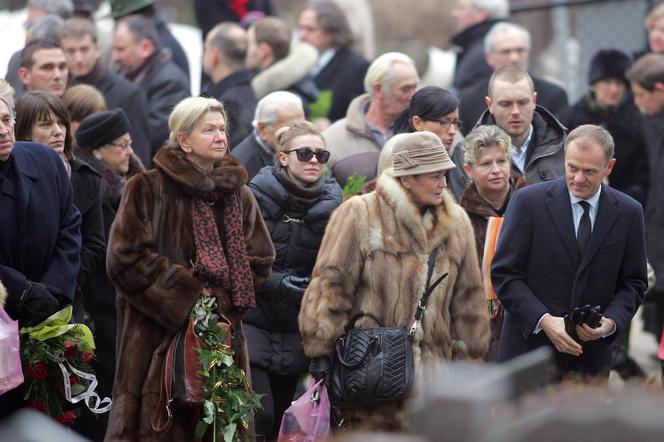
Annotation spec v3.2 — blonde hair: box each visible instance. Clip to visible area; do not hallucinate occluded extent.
[274,121,323,153]
[646,3,664,30]
[363,52,415,93]
[168,96,226,144]
[463,125,512,164]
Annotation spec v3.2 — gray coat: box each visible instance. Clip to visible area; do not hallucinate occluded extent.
[476,105,567,185]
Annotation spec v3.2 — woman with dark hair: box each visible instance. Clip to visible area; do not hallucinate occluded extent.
[105,96,275,440]
[14,90,104,324]
[245,121,342,439]
[71,108,144,441]
[393,86,468,200]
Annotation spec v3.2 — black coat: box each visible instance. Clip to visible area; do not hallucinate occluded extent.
[206,69,257,149]
[492,177,647,377]
[71,62,151,168]
[129,50,189,161]
[313,47,369,122]
[559,94,648,204]
[641,113,664,295]
[70,158,105,324]
[244,166,342,375]
[460,75,569,136]
[231,132,275,181]
[0,143,81,418]
[71,149,144,442]
[451,19,502,91]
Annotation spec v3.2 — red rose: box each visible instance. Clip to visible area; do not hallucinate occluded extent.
[80,351,93,363]
[64,340,78,359]
[69,375,78,386]
[29,400,45,411]
[27,361,48,382]
[57,411,77,425]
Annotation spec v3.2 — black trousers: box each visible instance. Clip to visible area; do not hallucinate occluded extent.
[251,367,300,440]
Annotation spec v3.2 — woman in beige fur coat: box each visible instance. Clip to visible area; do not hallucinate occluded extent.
[299,131,490,431]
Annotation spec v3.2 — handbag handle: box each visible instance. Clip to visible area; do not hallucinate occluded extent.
[409,248,449,337]
[335,334,378,369]
[345,312,385,331]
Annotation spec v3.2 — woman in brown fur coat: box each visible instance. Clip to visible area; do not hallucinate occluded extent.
[299,131,490,432]
[105,97,275,441]
[458,125,526,362]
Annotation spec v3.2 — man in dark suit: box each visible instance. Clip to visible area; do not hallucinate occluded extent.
[296,0,369,122]
[459,22,568,135]
[491,124,647,378]
[0,94,81,417]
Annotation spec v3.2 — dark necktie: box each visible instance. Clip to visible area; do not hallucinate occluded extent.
[577,201,591,257]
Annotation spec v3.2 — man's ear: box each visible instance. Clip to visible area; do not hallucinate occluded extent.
[484,50,495,69]
[532,91,538,106]
[256,121,268,140]
[654,82,664,94]
[139,38,155,58]
[18,67,30,87]
[485,96,493,113]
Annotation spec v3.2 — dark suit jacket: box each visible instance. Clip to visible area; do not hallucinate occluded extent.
[491,177,647,376]
[313,47,369,122]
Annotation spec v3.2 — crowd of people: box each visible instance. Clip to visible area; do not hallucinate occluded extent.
[0,0,662,440]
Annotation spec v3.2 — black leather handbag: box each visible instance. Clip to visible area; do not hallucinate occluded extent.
[329,250,448,408]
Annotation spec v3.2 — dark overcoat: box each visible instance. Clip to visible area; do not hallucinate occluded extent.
[491,177,647,376]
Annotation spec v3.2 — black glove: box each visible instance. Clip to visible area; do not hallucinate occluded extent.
[564,305,603,343]
[309,356,332,384]
[18,282,60,327]
[280,276,311,301]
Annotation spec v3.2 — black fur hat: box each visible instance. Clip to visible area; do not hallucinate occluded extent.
[76,109,131,150]
[588,49,633,85]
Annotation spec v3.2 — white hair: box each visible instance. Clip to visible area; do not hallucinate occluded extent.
[472,0,510,19]
[484,21,531,54]
[363,52,416,93]
[252,91,303,127]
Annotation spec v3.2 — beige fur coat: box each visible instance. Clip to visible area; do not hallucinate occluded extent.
[299,174,490,430]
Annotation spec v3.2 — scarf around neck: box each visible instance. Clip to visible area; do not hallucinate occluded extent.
[274,166,324,214]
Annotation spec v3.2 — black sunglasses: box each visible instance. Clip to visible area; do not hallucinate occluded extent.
[284,147,331,164]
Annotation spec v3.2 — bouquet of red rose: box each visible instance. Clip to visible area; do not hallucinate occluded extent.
[20,305,112,424]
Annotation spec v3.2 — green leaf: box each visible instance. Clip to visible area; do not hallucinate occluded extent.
[342,174,367,198]
[195,421,209,439]
[222,422,237,442]
[221,354,234,367]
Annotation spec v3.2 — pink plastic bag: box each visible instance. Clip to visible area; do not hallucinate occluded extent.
[0,308,24,395]
[278,379,331,442]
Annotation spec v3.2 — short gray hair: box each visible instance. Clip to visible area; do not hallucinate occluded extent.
[565,124,615,164]
[0,79,16,117]
[28,14,64,42]
[472,0,510,19]
[463,125,512,164]
[363,52,416,93]
[27,0,73,18]
[253,91,303,127]
[484,22,531,54]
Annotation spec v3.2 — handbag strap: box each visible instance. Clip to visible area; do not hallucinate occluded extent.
[409,249,449,337]
[150,328,180,433]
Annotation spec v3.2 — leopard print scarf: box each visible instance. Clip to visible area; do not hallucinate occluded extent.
[191,193,255,309]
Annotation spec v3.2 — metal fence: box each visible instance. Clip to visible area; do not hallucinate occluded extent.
[512,0,655,102]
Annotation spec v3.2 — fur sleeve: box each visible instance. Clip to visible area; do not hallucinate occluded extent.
[449,208,490,360]
[298,196,366,357]
[107,173,204,332]
[239,185,275,288]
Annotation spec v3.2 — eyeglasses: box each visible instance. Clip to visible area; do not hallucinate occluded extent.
[108,139,132,149]
[284,147,331,164]
[428,118,463,129]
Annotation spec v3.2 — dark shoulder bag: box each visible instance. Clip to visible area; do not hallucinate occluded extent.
[329,250,448,408]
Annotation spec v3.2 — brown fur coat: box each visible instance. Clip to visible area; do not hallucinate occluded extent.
[105,146,275,442]
[298,174,490,431]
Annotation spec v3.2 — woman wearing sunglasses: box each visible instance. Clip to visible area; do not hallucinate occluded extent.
[14,91,105,325]
[393,85,469,201]
[245,121,342,439]
[299,130,489,432]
